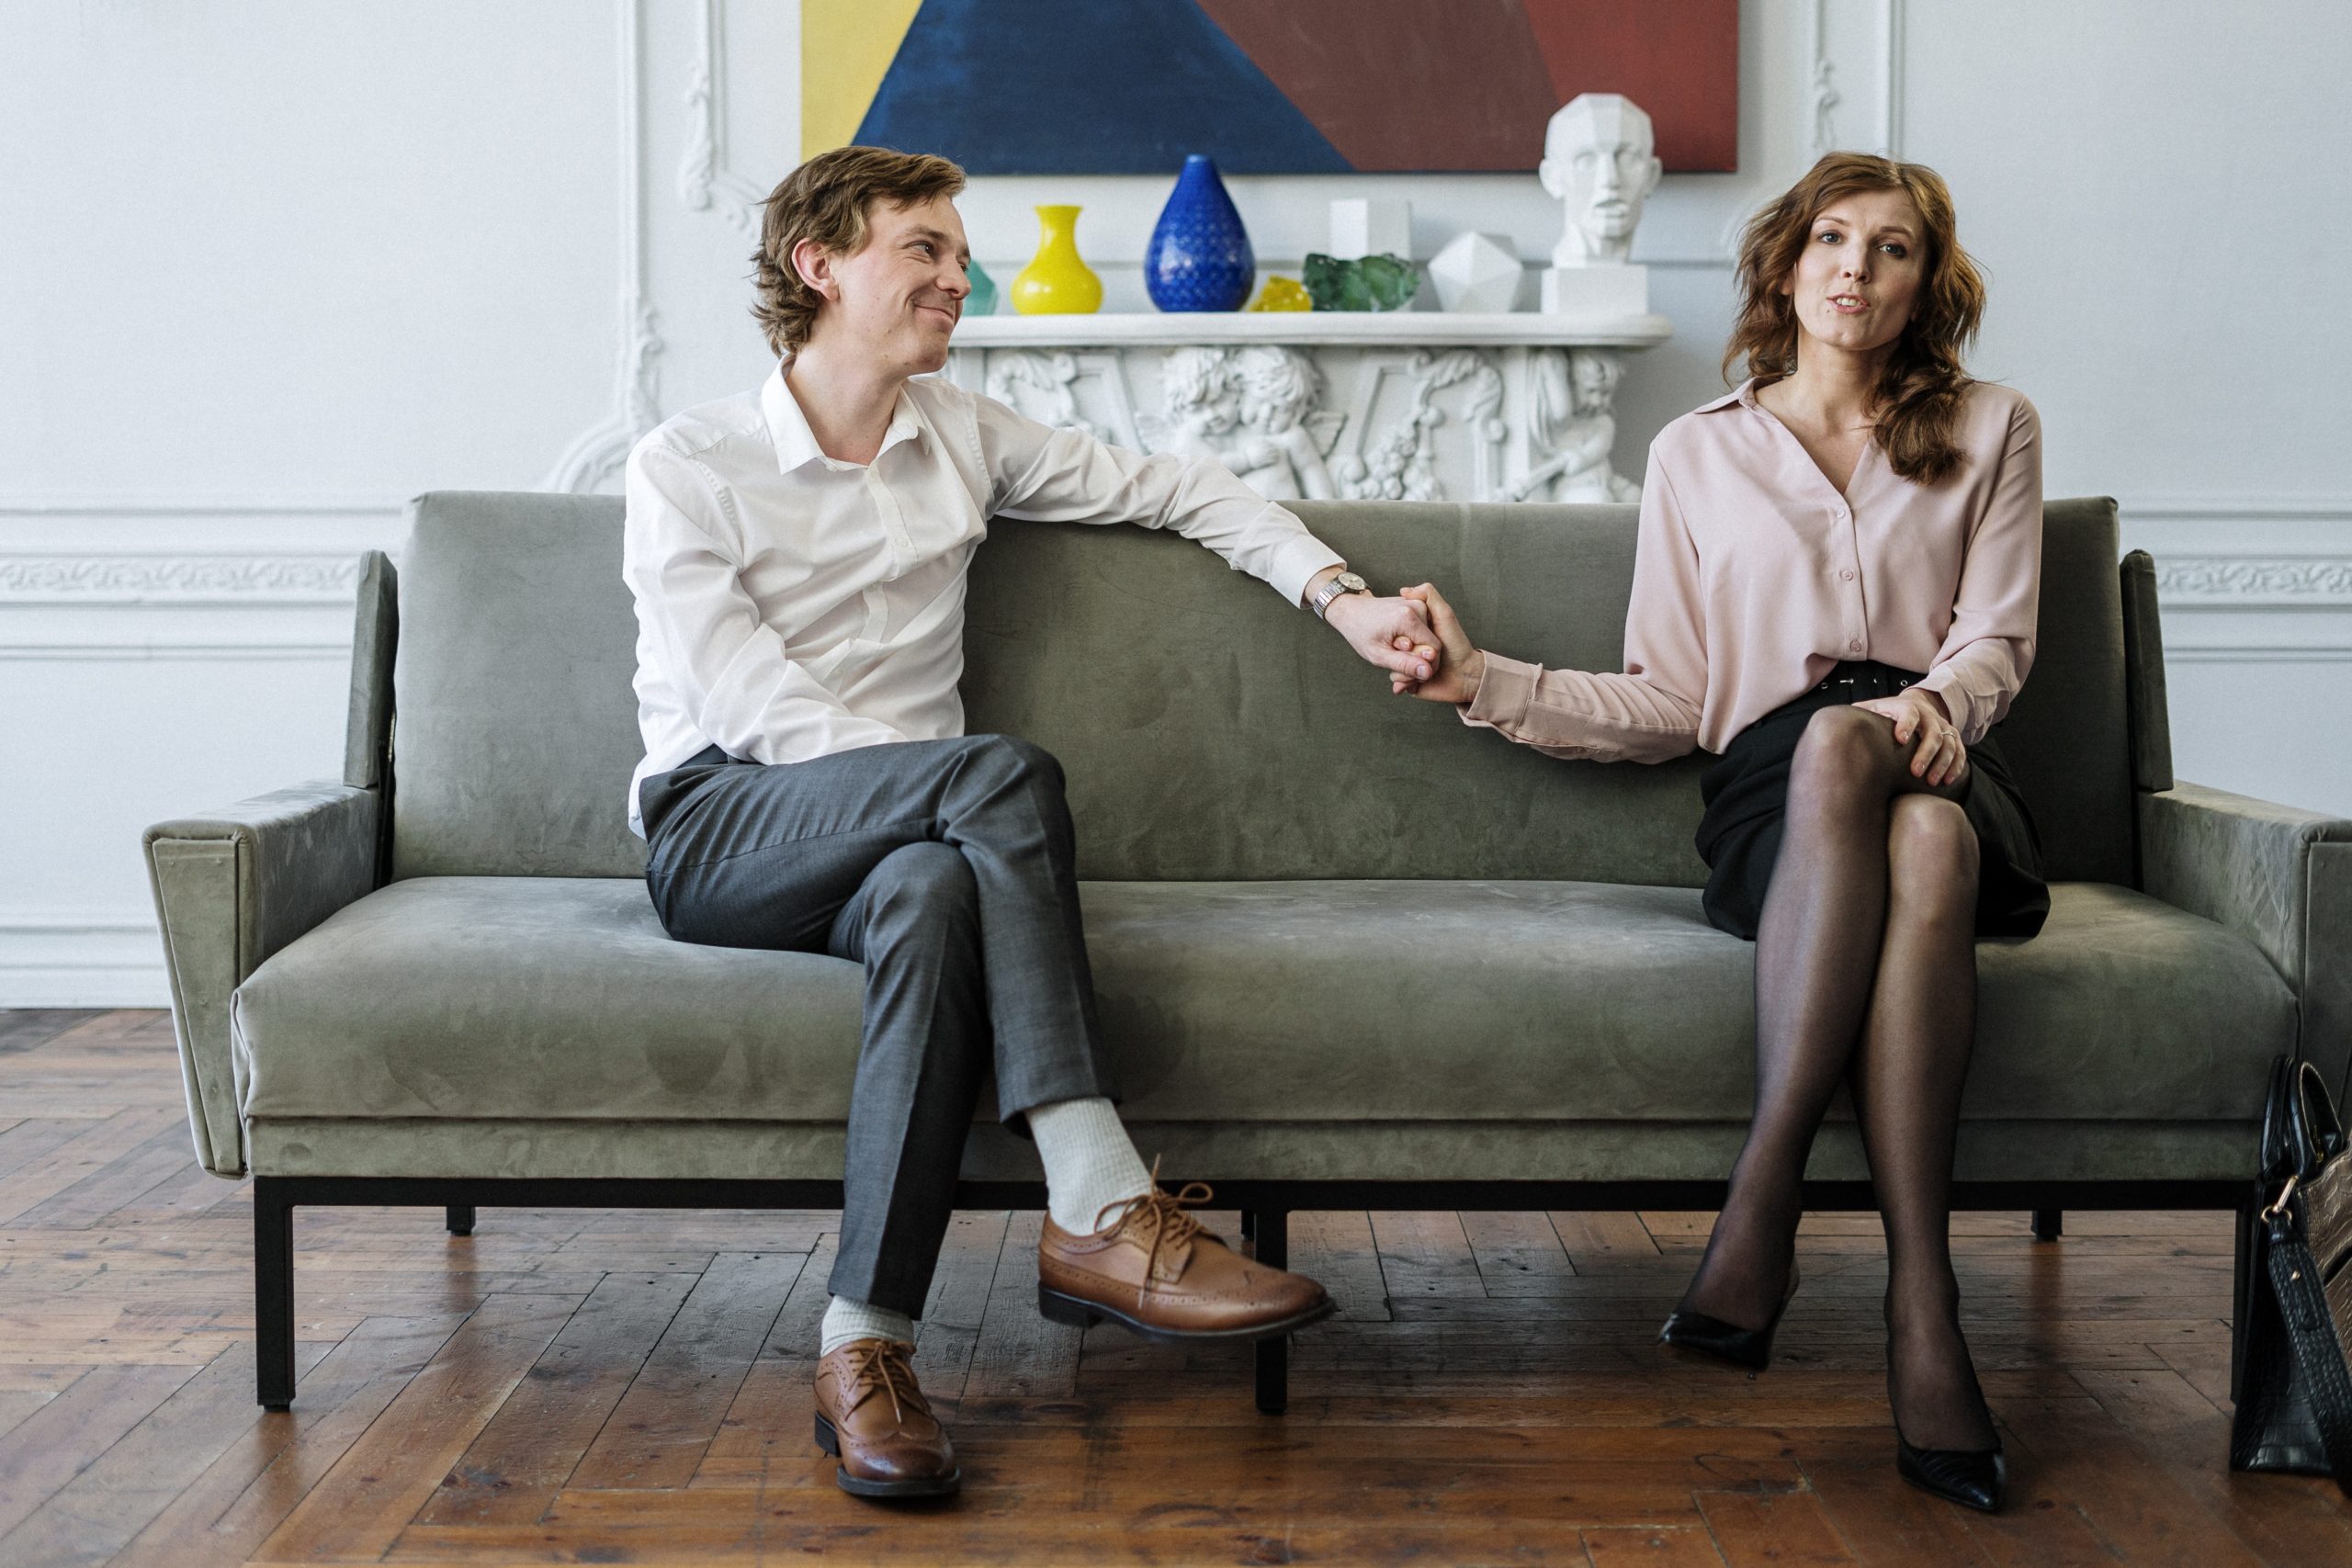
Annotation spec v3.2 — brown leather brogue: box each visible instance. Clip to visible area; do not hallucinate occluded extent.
[1036,1180,1333,1342]
[812,1338,959,1498]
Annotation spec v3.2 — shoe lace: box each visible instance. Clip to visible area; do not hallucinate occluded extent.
[1089,1156,1216,1303]
[842,1337,927,1427]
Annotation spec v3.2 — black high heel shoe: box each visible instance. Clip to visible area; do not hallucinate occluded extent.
[1658,1270,1800,1373]
[1895,1427,2005,1513]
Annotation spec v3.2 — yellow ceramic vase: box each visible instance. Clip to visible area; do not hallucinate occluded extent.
[1012,205,1103,315]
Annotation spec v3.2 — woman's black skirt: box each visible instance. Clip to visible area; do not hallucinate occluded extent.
[1693,660,2050,942]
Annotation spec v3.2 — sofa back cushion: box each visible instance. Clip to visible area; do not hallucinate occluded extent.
[387,490,2132,887]
[392,491,648,879]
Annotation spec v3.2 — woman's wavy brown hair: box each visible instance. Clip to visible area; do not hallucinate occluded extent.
[751,146,967,357]
[1724,152,1985,485]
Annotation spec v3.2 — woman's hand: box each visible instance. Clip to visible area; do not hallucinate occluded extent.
[1856,686,1968,786]
[1390,583,1486,705]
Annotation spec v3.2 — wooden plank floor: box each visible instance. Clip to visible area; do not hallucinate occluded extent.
[4,1009,2348,1565]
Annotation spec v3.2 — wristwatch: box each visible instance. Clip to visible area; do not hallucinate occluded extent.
[1309,570,1369,621]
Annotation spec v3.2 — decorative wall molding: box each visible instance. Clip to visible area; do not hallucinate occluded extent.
[1809,0,1841,153]
[539,0,662,494]
[1879,0,1906,158]
[1808,0,1906,160]
[0,554,361,604]
[2154,557,2352,603]
[0,912,170,1009]
[678,0,766,240]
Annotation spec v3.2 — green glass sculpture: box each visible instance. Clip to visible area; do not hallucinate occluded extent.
[965,258,998,316]
[1302,252,1419,311]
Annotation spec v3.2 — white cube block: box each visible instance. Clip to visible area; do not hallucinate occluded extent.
[1539,264,1650,316]
[1430,231,1522,312]
[1329,197,1412,261]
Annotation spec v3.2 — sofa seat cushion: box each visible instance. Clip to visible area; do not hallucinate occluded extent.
[232,876,2293,1127]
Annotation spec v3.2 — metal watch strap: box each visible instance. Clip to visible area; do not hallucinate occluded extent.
[1311,572,1367,621]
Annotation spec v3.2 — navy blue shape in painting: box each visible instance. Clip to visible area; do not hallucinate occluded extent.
[856,0,1350,175]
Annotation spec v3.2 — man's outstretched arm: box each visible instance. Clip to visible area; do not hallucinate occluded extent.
[979,400,1436,682]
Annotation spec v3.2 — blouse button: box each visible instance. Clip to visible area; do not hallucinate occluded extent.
[1848,638,1863,653]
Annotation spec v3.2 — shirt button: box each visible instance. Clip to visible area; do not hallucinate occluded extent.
[1848,638,1863,653]
[1839,570,1856,581]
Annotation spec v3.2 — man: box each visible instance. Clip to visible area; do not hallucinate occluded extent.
[621,146,1442,1500]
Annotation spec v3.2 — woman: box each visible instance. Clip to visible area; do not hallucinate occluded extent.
[1396,152,2045,1513]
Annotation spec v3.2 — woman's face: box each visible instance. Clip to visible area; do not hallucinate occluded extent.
[1781,187,1928,359]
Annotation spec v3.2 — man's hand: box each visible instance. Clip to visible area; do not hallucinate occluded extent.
[1855,686,1969,786]
[1310,569,1440,683]
[1389,583,1485,705]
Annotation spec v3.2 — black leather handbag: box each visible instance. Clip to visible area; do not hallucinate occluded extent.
[2232,1055,2352,1489]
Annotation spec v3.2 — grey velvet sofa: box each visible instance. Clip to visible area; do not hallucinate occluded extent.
[143,491,2351,1413]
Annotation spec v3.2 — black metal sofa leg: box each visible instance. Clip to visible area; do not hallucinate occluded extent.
[255,1179,297,1410]
[446,1203,476,1236]
[1250,1206,1291,1416]
[2030,1208,2063,1241]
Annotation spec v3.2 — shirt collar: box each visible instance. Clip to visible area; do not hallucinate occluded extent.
[1693,379,1756,415]
[760,362,925,474]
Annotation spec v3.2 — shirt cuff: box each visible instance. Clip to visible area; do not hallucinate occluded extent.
[1268,525,1348,610]
[1461,650,1536,730]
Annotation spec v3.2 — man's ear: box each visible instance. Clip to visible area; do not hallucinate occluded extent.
[791,238,839,301]
[1638,153,1664,199]
[1537,155,1565,200]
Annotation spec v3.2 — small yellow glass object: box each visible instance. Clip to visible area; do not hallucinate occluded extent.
[1245,276,1312,312]
[1011,205,1103,315]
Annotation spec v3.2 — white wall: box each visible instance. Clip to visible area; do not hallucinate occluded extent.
[2,0,2346,1004]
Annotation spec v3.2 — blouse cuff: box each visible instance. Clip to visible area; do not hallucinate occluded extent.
[1460,650,1538,731]
[1913,667,1983,745]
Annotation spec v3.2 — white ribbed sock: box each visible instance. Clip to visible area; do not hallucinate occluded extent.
[820,1295,915,1356]
[1028,1095,1155,1235]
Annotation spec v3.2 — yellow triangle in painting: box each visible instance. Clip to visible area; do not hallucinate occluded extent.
[802,0,926,159]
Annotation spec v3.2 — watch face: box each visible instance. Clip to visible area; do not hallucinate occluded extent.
[1337,572,1368,592]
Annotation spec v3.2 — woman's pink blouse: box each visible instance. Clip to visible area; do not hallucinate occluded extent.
[1463,378,2043,761]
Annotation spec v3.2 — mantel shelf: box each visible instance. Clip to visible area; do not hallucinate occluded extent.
[952,310,1673,350]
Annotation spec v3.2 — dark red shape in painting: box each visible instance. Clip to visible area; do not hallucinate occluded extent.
[1193,0,1738,174]
[1521,0,1738,172]
[1192,0,1561,173]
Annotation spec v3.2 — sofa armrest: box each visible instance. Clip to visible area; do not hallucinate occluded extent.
[2140,780,2352,1081]
[143,780,381,1176]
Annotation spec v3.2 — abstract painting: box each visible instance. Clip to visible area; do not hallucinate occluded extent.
[801,0,1737,175]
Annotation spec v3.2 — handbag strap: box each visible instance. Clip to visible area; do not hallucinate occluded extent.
[2266,1201,2352,1492]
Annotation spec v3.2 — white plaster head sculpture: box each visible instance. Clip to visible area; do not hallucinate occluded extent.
[1540,94,1665,268]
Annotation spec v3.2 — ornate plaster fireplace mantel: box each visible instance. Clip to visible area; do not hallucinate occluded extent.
[944,310,1671,505]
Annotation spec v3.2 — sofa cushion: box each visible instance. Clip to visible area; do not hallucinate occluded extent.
[233,877,2291,1129]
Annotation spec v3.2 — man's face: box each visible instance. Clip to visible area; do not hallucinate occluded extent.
[804,194,971,373]
[1544,103,1660,241]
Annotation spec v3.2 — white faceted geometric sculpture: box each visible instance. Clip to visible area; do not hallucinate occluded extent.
[1430,231,1522,312]
[1329,197,1412,261]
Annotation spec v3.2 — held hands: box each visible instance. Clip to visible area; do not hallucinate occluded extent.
[1321,586,1442,684]
[1856,686,1969,786]
[1389,583,1485,705]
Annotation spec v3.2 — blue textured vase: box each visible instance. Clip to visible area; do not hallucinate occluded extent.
[1145,155,1255,312]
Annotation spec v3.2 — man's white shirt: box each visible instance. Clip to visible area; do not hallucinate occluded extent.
[621,366,1346,836]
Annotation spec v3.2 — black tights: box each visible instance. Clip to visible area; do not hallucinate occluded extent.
[1679,704,1998,1452]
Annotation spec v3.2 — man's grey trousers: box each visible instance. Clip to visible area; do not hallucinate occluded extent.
[639,734,1118,1317]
